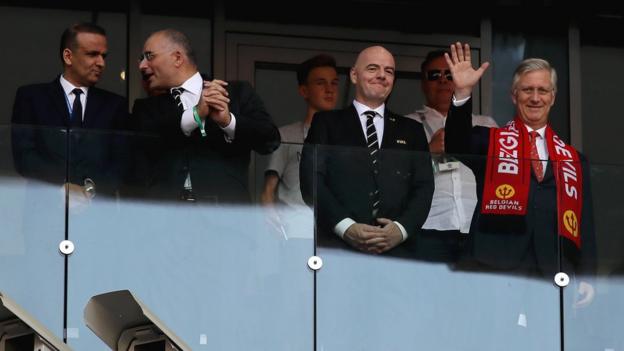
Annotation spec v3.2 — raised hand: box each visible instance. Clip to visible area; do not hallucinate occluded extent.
[444,42,490,100]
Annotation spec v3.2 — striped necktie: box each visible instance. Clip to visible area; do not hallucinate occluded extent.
[364,110,380,215]
[171,87,184,113]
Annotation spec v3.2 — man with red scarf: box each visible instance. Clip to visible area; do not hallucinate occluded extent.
[444,42,596,307]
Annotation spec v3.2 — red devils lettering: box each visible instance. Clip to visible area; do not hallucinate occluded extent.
[484,117,583,248]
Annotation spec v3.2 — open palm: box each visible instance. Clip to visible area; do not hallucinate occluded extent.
[444,42,490,99]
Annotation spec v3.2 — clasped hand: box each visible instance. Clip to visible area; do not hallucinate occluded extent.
[344,218,403,254]
[195,79,231,127]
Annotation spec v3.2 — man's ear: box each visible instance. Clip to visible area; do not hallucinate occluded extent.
[350,67,357,85]
[173,50,184,68]
[63,48,73,66]
[298,85,308,99]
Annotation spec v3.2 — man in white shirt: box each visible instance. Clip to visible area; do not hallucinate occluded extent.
[261,55,339,238]
[407,50,497,262]
[301,46,433,255]
[132,29,280,203]
[11,22,128,196]
[445,42,595,306]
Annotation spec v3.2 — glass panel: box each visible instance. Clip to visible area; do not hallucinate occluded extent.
[310,145,563,350]
[65,130,314,349]
[0,125,66,339]
[563,162,624,350]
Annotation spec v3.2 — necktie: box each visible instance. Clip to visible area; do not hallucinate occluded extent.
[171,87,194,200]
[171,87,185,113]
[364,110,380,215]
[529,131,544,182]
[70,88,83,128]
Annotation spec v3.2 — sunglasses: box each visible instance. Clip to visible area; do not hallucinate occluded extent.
[426,69,453,81]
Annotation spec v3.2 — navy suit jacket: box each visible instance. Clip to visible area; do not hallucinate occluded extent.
[11,77,128,193]
[445,98,596,276]
[130,80,280,203]
[300,105,434,255]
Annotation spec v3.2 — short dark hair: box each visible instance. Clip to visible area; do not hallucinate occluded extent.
[421,50,449,73]
[59,22,106,63]
[158,29,197,67]
[296,54,337,85]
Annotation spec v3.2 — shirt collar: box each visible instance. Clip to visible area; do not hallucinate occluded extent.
[59,75,89,97]
[353,100,385,119]
[422,105,446,119]
[172,71,203,96]
[524,124,547,138]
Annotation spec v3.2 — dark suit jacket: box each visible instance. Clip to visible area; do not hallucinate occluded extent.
[445,98,596,276]
[130,80,280,203]
[11,77,128,193]
[300,105,434,255]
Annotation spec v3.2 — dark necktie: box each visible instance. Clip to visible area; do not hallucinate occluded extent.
[171,87,194,200]
[70,88,83,128]
[171,87,185,113]
[364,110,381,216]
[529,131,544,182]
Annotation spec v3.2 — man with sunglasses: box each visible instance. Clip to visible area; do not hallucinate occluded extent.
[406,50,497,262]
[131,29,280,203]
[11,22,128,196]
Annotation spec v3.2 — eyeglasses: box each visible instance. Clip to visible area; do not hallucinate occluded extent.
[516,87,554,96]
[138,50,173,62]
[426,69,453,81]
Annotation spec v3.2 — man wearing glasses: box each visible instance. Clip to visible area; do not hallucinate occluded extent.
[406,50,497,262]
[131,29,280,203]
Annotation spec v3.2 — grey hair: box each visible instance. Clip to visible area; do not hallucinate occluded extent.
[157,29,197,67]
[511,58,557,93]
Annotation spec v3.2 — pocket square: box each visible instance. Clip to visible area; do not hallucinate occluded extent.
[396,139,407,144]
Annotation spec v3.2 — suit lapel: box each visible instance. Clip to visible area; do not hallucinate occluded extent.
[48,78,71,125]
[542,160,555,182]
[83,87,100,128]
[346,105,367,147]
[381,108,397,149]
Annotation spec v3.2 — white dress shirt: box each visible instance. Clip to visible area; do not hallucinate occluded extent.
[525,124,549,172]
[178,72,236,140]
[59,75,88,121]
[353,100,385,147]
[334,100,408,242]
[407,105,497,233]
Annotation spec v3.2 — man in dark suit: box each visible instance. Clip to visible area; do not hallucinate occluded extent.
[444,42,596,306]
[131,29,280,203]
[300,46,434,255]
[11,22,128,195]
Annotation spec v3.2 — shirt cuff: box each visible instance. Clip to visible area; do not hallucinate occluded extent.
[334,218,356,239]
[452,95,471,106]
[393,221,408,242]
[180,108,197,136]
[222,113,236,142]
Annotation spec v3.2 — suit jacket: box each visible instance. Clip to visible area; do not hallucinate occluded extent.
[11,77,128,193]
[445,98,596,276]
[130,80,280,203]
[300,105,434,255]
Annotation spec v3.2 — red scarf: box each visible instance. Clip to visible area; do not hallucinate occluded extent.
[482,117,583,248]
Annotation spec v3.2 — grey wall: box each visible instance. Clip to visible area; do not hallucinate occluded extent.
[581,46,624,165]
